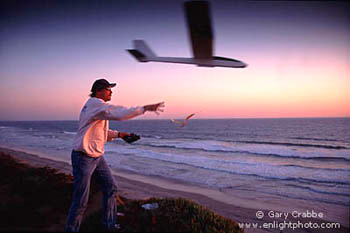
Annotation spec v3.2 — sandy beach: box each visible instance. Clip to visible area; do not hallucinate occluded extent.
[1,146,348,233]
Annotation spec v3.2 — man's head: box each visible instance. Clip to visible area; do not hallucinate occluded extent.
[90,78,116,102]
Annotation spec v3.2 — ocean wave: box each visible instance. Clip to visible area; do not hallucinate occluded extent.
[284,183,350,197]
[221,173,350,188]
[237,140,349,150]
[106,146,350,186]
[258,154,350,162]
[199,166,350,186]
[288,137,347,143]
[140,141,350,162]
[63,131,76,135]
[280,164,350,172]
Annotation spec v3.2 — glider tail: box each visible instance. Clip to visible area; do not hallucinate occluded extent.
[127,40,156,62]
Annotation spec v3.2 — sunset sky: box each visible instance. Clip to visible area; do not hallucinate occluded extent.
[0,0,349,120]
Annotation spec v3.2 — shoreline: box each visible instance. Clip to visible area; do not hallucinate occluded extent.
[1,146,348,233]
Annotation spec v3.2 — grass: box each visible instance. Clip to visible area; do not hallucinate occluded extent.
[81,197,243,233]
[0,152,243,233]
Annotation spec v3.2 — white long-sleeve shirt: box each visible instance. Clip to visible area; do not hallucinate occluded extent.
[73,97,144,157]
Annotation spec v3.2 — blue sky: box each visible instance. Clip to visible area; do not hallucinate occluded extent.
[0,0,349,120]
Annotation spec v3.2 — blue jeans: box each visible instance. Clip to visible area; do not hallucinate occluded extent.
[65,150,118,232]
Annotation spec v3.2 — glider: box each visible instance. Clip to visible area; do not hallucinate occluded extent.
[127,0,247,68]
[171,113,196,127]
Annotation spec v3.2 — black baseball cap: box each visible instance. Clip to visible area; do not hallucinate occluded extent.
[91,79,116,92]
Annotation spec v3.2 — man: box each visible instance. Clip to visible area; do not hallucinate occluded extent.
[65,78,164,232]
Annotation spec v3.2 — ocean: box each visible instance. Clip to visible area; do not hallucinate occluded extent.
[0,118,349,225]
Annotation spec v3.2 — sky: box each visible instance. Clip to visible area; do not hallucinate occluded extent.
[0,0,349,120]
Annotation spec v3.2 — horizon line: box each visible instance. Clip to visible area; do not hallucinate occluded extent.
[0,116,349,122]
